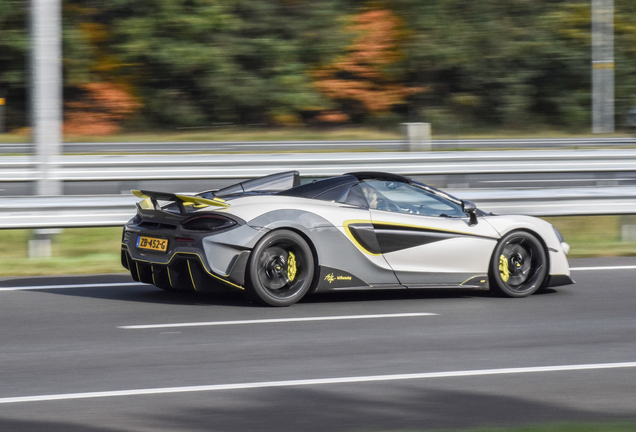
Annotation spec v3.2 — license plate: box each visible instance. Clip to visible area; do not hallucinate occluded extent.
[136,236,168,252]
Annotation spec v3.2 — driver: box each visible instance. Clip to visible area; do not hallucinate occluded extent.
[361,184,392,210]
[362,185,380,209]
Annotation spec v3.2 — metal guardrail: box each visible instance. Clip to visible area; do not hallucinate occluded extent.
[0,195,137,229]
[3,149,636,183]
[2,148,636,229]
[1,187,635,229]
[1,137,636,154]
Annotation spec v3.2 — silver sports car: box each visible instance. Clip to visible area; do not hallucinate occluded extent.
[121,171,573,306]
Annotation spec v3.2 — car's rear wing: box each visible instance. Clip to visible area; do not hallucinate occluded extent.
[132,190,230,215]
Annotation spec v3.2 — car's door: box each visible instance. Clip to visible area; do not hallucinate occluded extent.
[360,179,501,287]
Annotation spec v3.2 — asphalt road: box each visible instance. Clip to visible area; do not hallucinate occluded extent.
[0,257,635,431]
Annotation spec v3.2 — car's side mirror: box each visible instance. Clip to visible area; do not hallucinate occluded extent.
[462,200,478,226]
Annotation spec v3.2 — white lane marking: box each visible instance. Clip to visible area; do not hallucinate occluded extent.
[1,362,635,404]
[571,266,636,271]
[119,313,438,329]
[0,282,145,291]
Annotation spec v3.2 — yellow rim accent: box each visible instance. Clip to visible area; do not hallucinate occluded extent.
[287,251,297,282]
[187,261,197,291]
[499,255,510,282]
[121,244,244,290]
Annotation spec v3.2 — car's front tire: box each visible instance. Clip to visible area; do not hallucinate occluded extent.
[245,229,315,306]
[489,231,547,298]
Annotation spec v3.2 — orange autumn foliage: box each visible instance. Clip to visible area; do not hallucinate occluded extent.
[64,82,142,135]
[313,9,425,117]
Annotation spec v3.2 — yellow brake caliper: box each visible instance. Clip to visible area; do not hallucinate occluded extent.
[287,251,297,282]
[499,255,510,282]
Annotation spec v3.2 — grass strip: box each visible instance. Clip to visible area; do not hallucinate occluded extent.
[2,127,633,145]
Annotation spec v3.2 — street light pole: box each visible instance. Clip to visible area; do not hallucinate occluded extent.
[29,0,62,258]
[592,0,615,134]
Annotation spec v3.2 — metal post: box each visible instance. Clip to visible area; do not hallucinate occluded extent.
[402,122,432,151]
[592,0,615,134]
[31,0,62,196]
[30,0,63,258]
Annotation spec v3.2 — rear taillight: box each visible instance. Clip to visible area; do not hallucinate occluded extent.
[182,214,237,232]
[176,237,195,243]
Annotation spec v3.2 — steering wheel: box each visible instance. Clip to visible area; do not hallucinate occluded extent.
[376,199,400,212]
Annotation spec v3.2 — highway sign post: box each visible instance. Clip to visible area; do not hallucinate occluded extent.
[0,97,5,134]
[592,0,615,134]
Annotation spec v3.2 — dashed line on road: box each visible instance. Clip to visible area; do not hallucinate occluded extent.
[570,265,636,271]
[0,362,634,404]
[0,282,145,291]
[118,313,438,330]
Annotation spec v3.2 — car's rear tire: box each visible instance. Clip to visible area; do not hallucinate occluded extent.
[245,229,315,307]
[489,231,547,298]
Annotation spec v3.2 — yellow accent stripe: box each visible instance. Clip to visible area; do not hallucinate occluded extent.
[187,261,197,291]
[167,267,174,289]
[342,219,382,256]
[460,275,488,286]
[122,244,244,290]
[174,194,230,208]
[136,198,153,210]
[371,221,489,237]
[342,219,495,256]
[124,252,132,271]
[131,190,230,208]
[593,62,615,70]
[151,265,156,285]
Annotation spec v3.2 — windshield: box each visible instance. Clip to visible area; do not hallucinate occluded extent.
[360,180,465,217]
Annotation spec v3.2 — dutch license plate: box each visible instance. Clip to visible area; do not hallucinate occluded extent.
[136,236,168,252]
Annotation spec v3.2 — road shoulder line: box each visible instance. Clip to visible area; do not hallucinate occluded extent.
[1,362,635,404]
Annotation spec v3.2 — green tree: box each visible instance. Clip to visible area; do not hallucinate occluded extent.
[0,0,28,129]
[393,0,595,130]
[2,0,636,132]
[95,0,352,127]
[313,8,426,123]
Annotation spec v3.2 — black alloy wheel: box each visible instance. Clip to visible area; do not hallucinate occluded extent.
[246,229,315,306]
[489,231,547,298]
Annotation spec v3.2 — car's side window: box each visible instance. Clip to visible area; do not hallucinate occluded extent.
[360,180,464,217]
